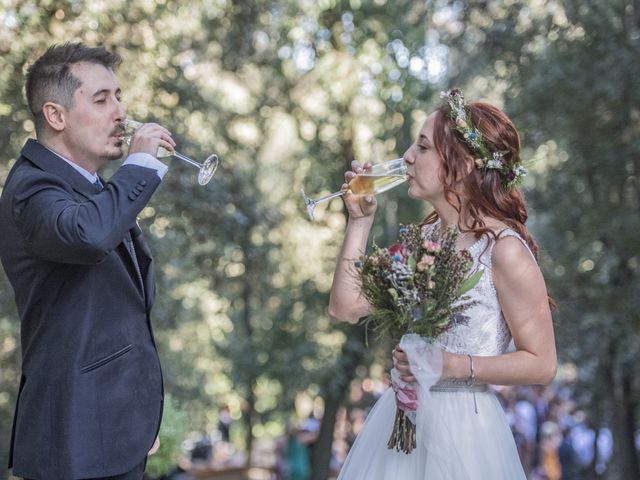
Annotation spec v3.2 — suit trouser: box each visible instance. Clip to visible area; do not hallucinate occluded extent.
[23,457,147,480]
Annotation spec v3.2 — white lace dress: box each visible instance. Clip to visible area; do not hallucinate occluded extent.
[337,226,529,479]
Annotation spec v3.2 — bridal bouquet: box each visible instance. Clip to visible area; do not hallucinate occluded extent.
[355,223,482,453]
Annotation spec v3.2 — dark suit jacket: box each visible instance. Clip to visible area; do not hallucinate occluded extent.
[0,139,164,479]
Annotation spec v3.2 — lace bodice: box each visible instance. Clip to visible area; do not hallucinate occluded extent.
[424,222,534,356]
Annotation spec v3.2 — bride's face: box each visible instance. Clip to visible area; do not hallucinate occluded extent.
[403,112,445,202]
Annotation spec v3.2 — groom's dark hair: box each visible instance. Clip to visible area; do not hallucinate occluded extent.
[25,42,121,135]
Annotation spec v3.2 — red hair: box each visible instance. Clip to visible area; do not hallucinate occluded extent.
[422,102,555,308]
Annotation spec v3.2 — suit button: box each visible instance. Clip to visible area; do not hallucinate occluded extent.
[128,193,137,200]
[139,180,147,187]
[135,185,144,193]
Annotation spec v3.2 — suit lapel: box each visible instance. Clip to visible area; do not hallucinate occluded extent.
[21,139,98,200]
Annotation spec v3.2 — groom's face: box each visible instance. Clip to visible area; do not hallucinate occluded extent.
[61,62,127,171]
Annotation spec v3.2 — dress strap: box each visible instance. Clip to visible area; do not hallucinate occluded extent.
[420,219,441,237]
[475,228,537,295]
[495,228,536,262]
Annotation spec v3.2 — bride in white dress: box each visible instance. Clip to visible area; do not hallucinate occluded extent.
[329,90,557,479]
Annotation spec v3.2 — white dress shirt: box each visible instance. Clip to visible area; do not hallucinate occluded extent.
[44,145,168,183]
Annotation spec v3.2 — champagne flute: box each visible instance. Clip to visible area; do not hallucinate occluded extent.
[122,119,219,185]
[301,157,407,221]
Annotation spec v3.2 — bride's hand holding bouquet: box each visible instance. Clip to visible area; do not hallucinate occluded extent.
[355,224,482,453]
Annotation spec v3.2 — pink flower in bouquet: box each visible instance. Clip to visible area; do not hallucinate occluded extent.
[424,240,442,253]
[388,243,408,262]
[417,254,435,272]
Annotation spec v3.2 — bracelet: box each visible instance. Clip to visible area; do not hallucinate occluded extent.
[466,354,476,386]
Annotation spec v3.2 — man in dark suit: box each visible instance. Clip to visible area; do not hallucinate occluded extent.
[0,43,176,479]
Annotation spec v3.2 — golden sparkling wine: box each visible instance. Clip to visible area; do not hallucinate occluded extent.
[122,121,173,158]
[348,173,407,195]
[154,146,173,159]
[301,157,407,221]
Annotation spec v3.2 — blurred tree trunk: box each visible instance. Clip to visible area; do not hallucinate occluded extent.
[311,325,367,480]
[243,385,256,465]
[240,262,256,464]
[608,358,640,479]
[602,339,640,480]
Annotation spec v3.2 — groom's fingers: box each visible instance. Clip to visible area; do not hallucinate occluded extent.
[147,436,160,456]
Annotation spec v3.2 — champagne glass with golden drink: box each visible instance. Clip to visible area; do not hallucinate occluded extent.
[301,158,407,221]
[122,119,219,185]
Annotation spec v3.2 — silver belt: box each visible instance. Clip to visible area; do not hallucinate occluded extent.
[429,380,489,393]
[430,380,488,413]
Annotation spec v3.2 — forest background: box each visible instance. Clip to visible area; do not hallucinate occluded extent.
[0,1,638,479]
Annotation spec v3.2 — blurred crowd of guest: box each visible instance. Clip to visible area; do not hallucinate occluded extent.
[316,380,622,479]
[273,414,321,480]
[176,380,632,480]
[496,384,613,479]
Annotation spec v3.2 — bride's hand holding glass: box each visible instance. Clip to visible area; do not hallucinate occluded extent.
[342,161,378,220]
[301,157,406,221]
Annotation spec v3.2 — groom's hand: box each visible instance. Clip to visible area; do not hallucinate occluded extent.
[148,436,160,456]
[129,123,176,158]
[392,346,416,383]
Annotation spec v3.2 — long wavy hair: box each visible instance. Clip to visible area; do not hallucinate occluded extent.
[422,102,555,308]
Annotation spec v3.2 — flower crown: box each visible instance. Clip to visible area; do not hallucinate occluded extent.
[440,89,526,190]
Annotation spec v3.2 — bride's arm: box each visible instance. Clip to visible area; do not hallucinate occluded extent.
[395,235,557,385]
[447,236,556,385]
[328,162,376,323]
[328,216,375,322]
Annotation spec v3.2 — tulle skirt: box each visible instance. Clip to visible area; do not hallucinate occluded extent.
[337,387,526,480]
